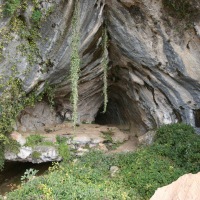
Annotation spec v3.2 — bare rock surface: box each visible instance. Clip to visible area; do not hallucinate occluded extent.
[150,172,200,200]
[138,131,156,145]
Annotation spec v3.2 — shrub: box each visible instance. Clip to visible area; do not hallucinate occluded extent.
[58,143,70,162]
[6,149,186,200]
[155,123,200,172]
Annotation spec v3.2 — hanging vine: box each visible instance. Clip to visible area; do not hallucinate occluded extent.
[70,1,80,128]
[102,27,108,113]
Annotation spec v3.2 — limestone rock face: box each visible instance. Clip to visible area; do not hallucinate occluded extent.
[17,102,61,132]
[5,145,62,164]
[1,0,200,134]
[150,172,200,200]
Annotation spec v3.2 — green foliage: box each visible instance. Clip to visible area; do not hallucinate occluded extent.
[56,135,67,144]
[115,148,185,199]
[42,83,55,108]
[0,78,55,169]
[12,17,41,66]
[25,134,44,147]
[70,1,81,128]
[4,138,20,154]
[56,135,70,162]
[102,28,109,113]
[0,0,55,170]
[6,151,141,200]
[21,168,39,184]
[5,148,186,200]
[58,143,70,162]
[3,0,22,16]
[31,9,42,24]
[0,77,41,134]
[155,123,200,172]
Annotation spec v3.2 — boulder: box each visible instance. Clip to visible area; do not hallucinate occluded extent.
[138,131,156,145]
[150,172,200,200]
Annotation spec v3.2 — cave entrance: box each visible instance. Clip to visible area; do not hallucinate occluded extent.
[95,100,125,125]
[94,88,148,136]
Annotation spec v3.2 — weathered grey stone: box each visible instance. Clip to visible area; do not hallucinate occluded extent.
[138,131,156,146]
[33,146,61,163]
[17,102,61,132]
[73,136,91,144]
[110,166,120,177]
[5,145,61,164]
[17,147,32,159]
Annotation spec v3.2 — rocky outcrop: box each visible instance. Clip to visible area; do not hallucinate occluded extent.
[5,145,61,164]
[1,0,200,135]
[150,172,200,200]
[5,124,132,163]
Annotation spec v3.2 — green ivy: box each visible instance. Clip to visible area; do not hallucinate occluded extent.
[102,28,108,113]
[70,1,80,128]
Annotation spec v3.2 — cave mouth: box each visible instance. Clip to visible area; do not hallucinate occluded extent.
[95,87,148,135]
[95,99,127,125]
[0,161,52,195]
